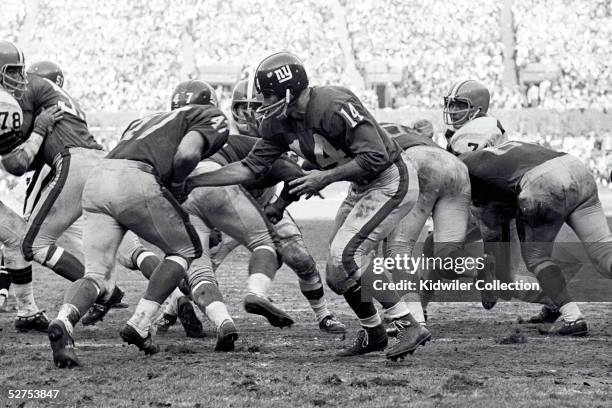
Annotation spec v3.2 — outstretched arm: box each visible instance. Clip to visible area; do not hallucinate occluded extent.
[186,161,258,192]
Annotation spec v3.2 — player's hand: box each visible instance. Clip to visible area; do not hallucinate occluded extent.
[264,203,284,224]
[288,170,329,197]
[33,105,63,135]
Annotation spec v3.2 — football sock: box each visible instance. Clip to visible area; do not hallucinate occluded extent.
[559,302,583,322]
[64,277,100,317]
[249,246,278,276]
[205,301,232,328]
[359,313,382,328]
[135,250,161,280]
[163,288,183,317]
[144,258,187,304]
[128,298,161,337]
[57,303,80,336]
[535,263,571,306]
[43,246,84,281]
[13,282,39,317]
[344,283,378,325]
[247,273,272,298]
[382,300,411,321]
[403,293,426,325]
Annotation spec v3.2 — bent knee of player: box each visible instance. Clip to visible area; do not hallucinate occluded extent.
[325,257,354,295]
[280,241,315,275]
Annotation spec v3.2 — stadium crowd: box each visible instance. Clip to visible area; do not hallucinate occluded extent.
[0,0,610,196]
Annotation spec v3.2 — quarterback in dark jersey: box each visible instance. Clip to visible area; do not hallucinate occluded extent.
[47,79,229,368]
[459,139,612,336]
[187,52,430,361]
[159,78,345,344]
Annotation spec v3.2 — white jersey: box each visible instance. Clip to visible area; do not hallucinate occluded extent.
[448,116,507,154]
[0,88,23,138]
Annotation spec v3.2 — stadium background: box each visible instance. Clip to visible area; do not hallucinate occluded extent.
[0,0,611,212]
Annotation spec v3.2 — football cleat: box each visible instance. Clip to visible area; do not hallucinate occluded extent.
[319,315,346,334]
[15,310,50,332]
[48,319,80,368]
[119,324,159,355]
[215,319,239,352]
[244,293,294,328]
[154,313,177,333]
[81,286,124,326]
[538,318,588,337]
[177,297,205,338]
[386,323,398,338]
[385,316,431,361]
[522,305,561,324]
[337,325,388,357]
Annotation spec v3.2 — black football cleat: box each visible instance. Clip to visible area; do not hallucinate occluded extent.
[15,310,50,333]
[154,313,177,333]
[177,297,205,338]
[385,315,431,361]
[538,318,588,337]
[338,325,388,357]
[522,305,561,324]
[48,319,80,368]
[82,286,125,326]
[215,319,239,352]
[244,293,294,328]
[120,324,159,355]
[319,315,346,334]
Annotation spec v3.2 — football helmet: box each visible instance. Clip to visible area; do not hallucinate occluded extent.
[231,78,263,137]
[443,80,490,130]
[0,40,27,100]
[254,52,308,120]
[27,61,64,88]
[171,80,218,110]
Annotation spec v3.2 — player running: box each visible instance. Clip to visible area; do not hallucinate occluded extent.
[157,79,346,340]
[186,52,431,361]
[47,79,229,368]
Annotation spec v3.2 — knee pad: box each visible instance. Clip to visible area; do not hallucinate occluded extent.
[325,260,350,295]
[280,240,316,277]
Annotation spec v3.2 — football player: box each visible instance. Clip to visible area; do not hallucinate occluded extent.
[0,41,125,300]
[0,42,62,332]
[47,78,229,368]
[379,122,497,334]
[446,83,612,335]
[157,79,346,338]
[186,52,430,361]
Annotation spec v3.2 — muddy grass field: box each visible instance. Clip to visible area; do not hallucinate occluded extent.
[1,220,612,408]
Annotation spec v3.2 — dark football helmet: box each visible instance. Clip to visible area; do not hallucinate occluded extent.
[443,80,490,129]
[170,80,218,110]
[27,61,64,88]
[231,78,263,137]
[254,52,308,120]
[0,40,27,100]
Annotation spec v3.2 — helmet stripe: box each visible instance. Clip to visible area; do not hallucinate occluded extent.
[246,73,255,100]
[449,80,469,98]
